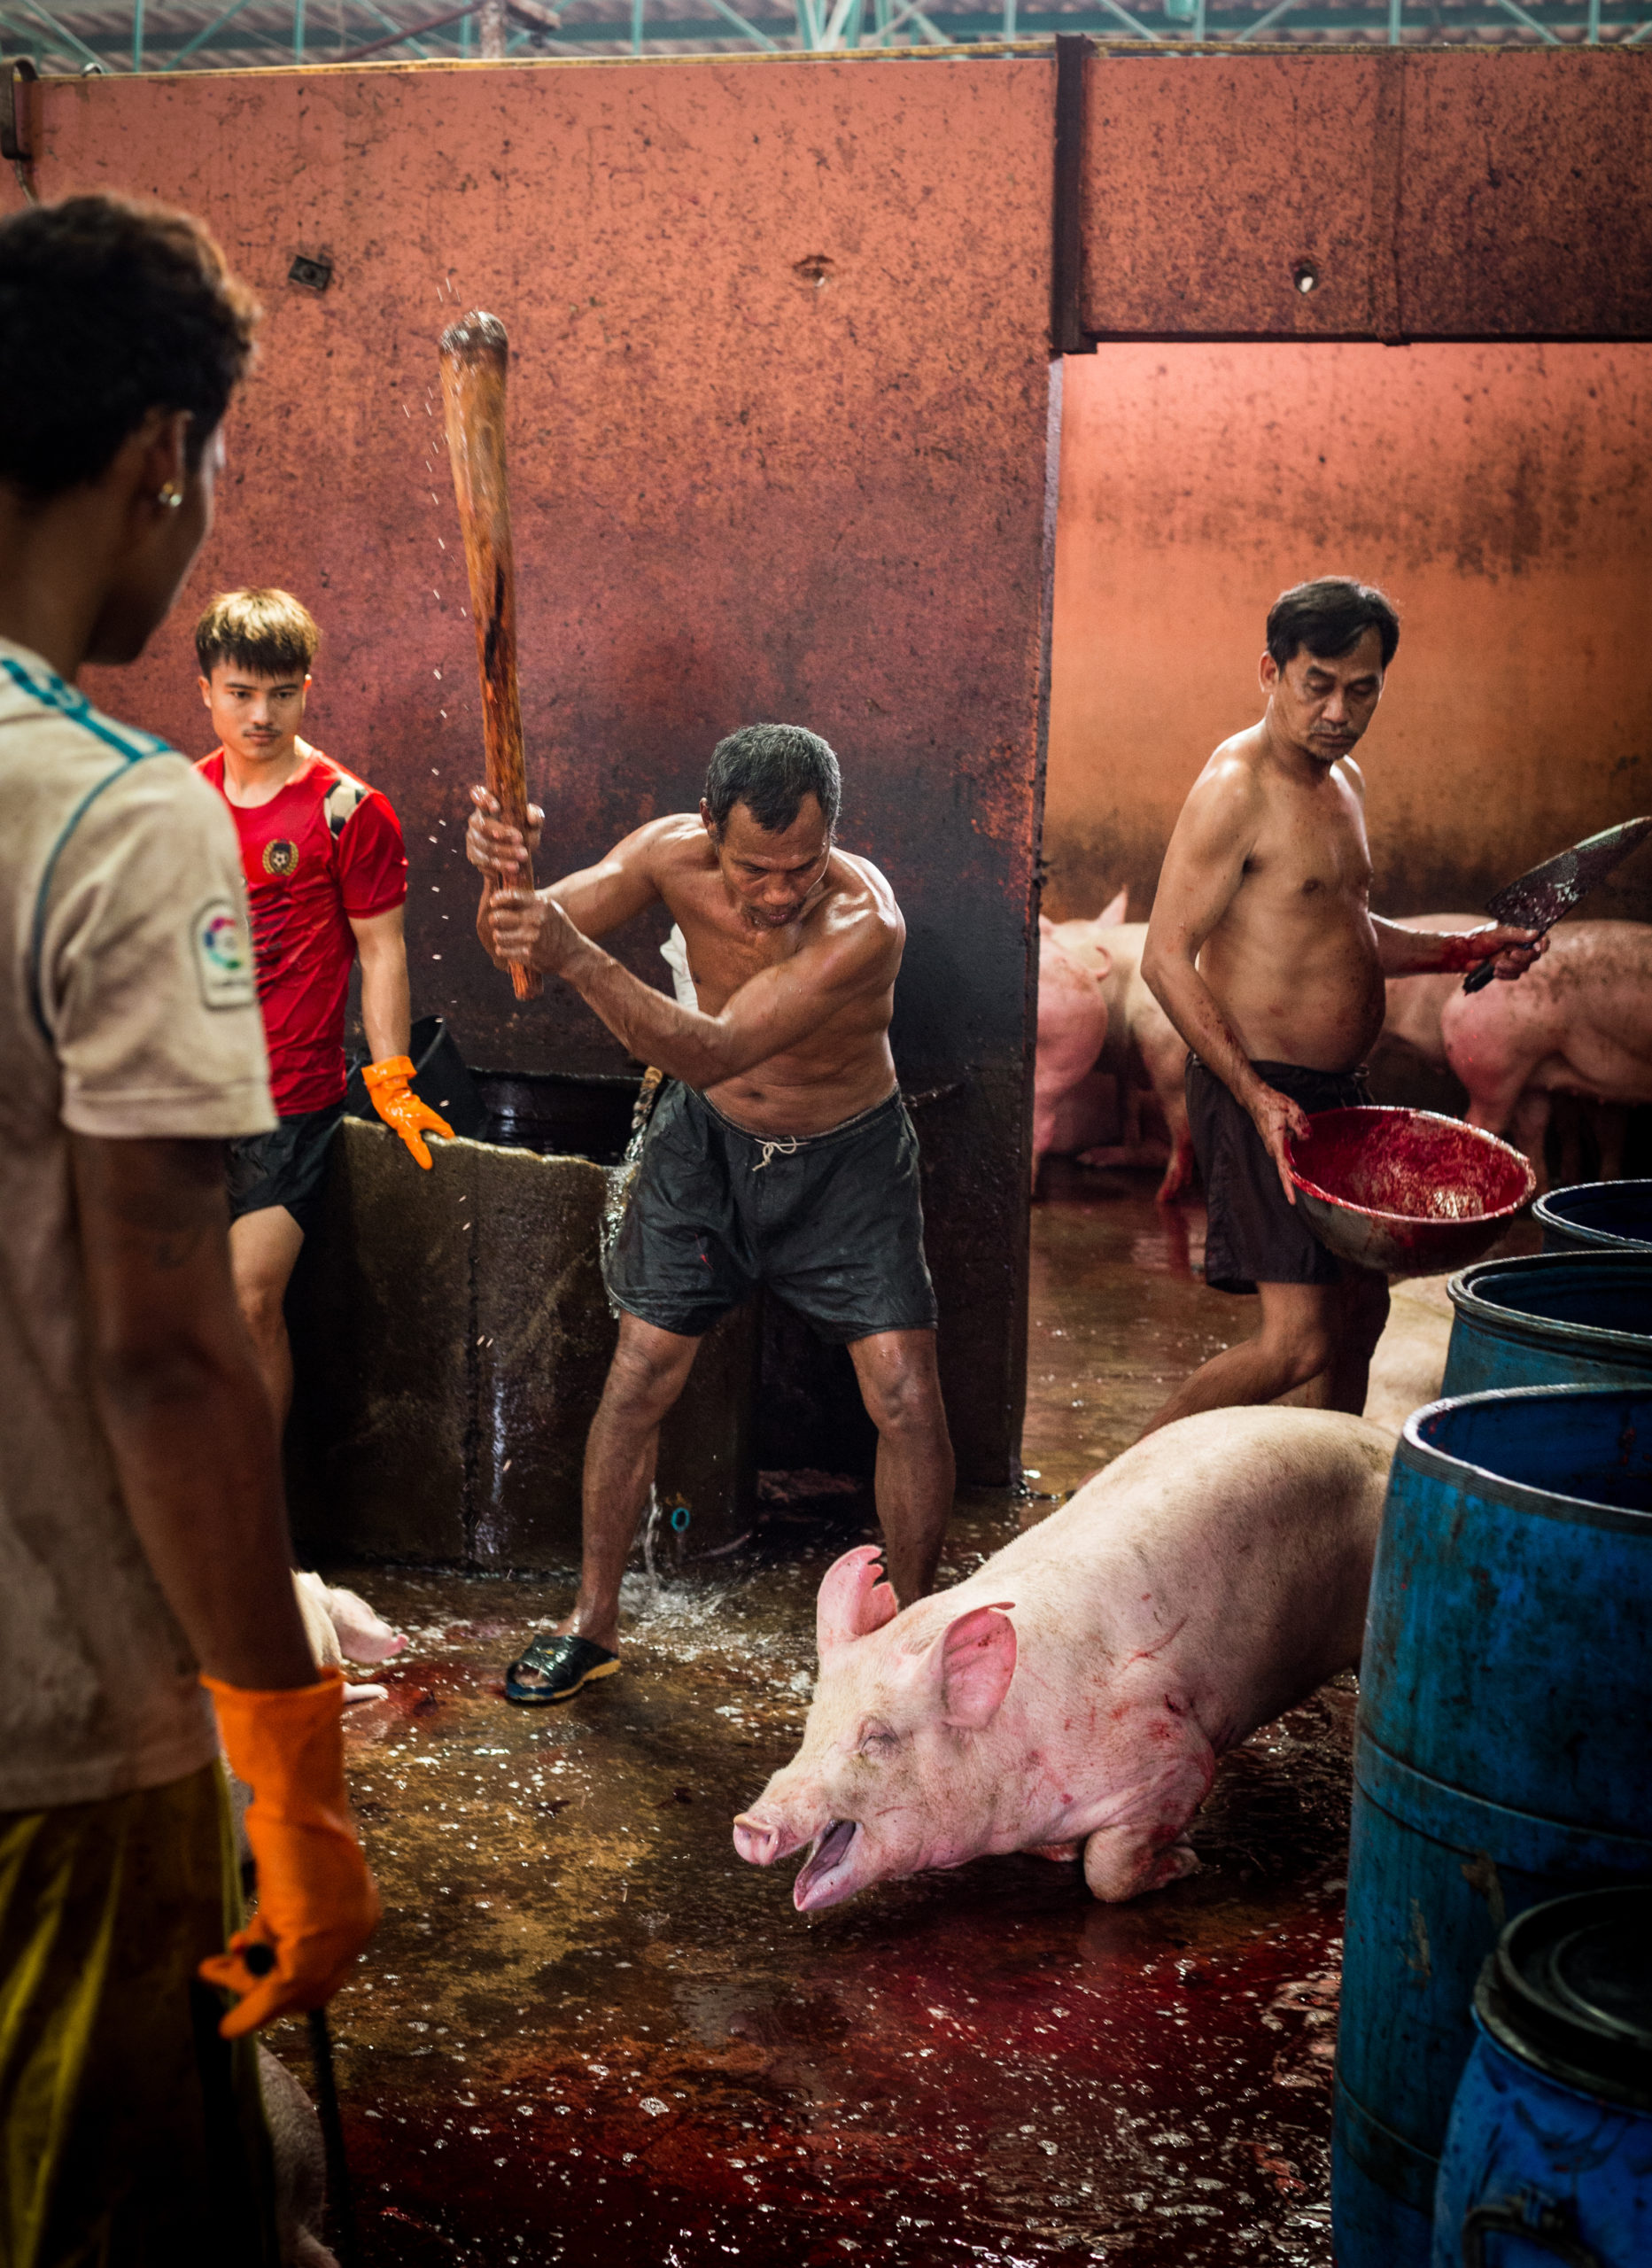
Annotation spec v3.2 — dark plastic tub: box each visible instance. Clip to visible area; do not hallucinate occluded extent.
[1534,1178,1652,1255]
[1331,1386,1652,2266]
[1442,1253,1652,1397]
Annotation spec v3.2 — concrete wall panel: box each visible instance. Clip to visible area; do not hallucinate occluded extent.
[1080,51,1652,343]
[3,53,1059,1484]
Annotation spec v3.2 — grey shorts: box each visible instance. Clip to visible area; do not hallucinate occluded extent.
[604,1082,938,1343]
[1186,1056,1372,1295]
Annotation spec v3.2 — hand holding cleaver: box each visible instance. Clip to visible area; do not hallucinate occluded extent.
[1462,815,1652,994]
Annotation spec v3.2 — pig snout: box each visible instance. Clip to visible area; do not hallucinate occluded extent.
[733,1812,786,1866]
[733,1764,842,1888]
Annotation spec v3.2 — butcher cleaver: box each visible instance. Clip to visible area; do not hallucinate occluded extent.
[1462,814,1652,993]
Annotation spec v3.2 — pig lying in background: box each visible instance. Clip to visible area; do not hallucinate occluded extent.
[293,1571,407,1704]
[734,1407,1390,1907]
[1361,1273,1454,1441]
[1035,892,1195,1202]
[1032,913,1111,1190]
[1384,916,1652,1185]
[1083,903,1195,1201]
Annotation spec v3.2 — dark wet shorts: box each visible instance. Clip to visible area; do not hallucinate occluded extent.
[1186,1056,1372,1296]
[604,1082,938,1343]
[226,1102,345,1239]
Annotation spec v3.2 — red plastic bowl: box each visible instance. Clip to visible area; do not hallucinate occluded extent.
[1288,1107,1537,1277]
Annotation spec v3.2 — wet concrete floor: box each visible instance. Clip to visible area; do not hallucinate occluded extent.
[283,1167,1359,2264]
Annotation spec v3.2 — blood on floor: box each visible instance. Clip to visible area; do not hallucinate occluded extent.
[275,1168,1353,2264]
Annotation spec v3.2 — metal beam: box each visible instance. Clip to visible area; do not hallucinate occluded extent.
[1236,0,1299,35]
[12,0,1651,67]
[336,1,476,59]
[1490,0,1562,36]
[1089,0,1161,34]
[166,0,264,66]
[353,0,438,56]
[16,0,105,66]
[703,0,780,43]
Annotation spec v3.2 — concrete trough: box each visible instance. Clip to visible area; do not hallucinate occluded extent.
[285,1110,756,1572]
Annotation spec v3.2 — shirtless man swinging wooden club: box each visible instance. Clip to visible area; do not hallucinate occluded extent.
[467,724,955,1703]
[1139,577,1545,1433]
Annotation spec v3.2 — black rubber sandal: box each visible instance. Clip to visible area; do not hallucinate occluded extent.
[503,1633,620,1706]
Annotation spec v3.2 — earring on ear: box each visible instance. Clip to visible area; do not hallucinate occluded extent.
[158,484,184,509]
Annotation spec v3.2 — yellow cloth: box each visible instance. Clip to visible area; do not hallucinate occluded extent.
[0,1762,279,2267]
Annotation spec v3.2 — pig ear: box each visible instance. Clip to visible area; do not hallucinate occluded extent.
[935,1604,1017,1730]
[1038,913,1053,938]
[816,1546,899,1655]
[1091,940,1113,979]
[1098,887,1128,926]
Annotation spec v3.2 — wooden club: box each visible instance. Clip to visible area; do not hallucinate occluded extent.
[438,309,542,1002]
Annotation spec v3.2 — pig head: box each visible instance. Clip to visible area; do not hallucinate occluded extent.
[733,1547,1023,1912]
[1033,915,1111,1189]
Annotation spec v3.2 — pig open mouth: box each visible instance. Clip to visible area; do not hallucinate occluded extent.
[792,1819,859,1911]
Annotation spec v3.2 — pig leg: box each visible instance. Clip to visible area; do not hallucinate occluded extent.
[1509,1088,1553,1192]
[1154,1125,1196,1206]
[1077,1740,1216,1904]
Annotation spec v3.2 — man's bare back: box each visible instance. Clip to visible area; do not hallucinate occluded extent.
[467,791,903,1138]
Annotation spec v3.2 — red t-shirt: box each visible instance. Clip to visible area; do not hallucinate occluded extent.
[197,749,408,1115]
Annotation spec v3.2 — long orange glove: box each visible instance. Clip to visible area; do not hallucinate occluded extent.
[362,1053,454,1169]
[199,1667,381,2039]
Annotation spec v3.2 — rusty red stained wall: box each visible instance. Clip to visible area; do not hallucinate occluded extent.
[2,53,1059,1484]
[1079,51,1652,342]
[1044,340,1652,929]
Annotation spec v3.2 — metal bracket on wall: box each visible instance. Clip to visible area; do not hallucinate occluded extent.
[2,56,39,200]
[1051,34,1094,358]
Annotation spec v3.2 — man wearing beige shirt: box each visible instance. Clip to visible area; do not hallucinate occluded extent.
[0,194,376,2256]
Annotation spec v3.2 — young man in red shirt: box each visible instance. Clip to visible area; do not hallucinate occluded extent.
[196,587,451,1423]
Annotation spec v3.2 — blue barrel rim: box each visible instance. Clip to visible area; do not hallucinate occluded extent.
[1398,1385,1652,1536]
[1448,1252,1652,1361]
[1532,1177,1652,1253]
[1478,1885,1652,2114]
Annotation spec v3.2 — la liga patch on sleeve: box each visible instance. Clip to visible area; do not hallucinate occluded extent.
[191,897,257,1009]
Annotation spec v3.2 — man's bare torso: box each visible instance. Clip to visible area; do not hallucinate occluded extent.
[647,818,902,1136]
[1196,726,1385,1073]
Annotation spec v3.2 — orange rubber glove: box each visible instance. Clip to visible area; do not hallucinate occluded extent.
[199,1666,381,2039]
[362,1052,454,1169]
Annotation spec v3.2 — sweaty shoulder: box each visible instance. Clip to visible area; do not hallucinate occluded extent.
[1175,734,1268,853]
[825,850,903,939]
[637,812,716,874]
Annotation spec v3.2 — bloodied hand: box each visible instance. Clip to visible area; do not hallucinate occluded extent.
[1436,922,1548,982]
[1247,1078,1315,1206]
[486,884,584,976]
[466,783,542,882]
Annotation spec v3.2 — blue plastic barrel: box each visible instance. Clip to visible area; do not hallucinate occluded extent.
[1534,1180,1652,1255]
[1433,1887,1652,2267]
[1331,1388,1652,2268]
[1442,1254,1652,1399]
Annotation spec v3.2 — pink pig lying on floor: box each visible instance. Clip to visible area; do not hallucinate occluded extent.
[734,1407,1390,1907]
